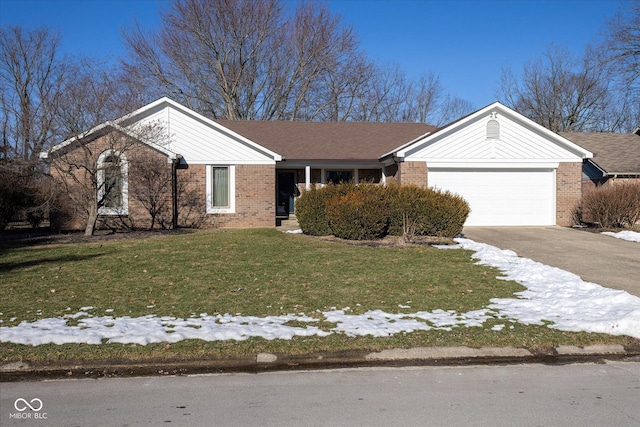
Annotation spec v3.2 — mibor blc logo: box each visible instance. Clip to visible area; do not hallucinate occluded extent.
[10,398,47,420]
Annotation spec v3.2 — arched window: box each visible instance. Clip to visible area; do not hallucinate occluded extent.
[487,119,500,139]
[97,150,128,214]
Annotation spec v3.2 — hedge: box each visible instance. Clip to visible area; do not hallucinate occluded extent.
[296,182,470,239]
[325,184,389,240]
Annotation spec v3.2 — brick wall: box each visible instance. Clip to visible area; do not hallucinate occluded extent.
[49,131,276,230]
[399,161,428,187]
[556,162,582,226]
[178,163,275,228]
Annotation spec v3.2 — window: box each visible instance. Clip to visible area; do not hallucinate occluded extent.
[206,165,235,213]
[326,170,353,184]
[97,150,128,215]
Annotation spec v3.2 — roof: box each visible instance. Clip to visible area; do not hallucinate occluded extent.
[41,121,181,161]
[215,120,436,162]
[561,132,640,175]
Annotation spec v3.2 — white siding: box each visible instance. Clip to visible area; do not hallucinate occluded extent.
[404,108,586,163]
[132,104,277,164]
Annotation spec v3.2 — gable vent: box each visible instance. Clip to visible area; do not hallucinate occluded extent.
[487,119,500,139]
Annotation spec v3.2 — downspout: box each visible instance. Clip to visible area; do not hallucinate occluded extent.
[171,158,179,229]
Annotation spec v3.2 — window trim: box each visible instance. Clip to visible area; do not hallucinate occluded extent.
[206,164,235,214]
[97,150,128,215]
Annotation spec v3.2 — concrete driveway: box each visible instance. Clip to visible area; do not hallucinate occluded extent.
[462,227,640,297]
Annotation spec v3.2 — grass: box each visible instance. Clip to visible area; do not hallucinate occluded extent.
[0,228,637,365]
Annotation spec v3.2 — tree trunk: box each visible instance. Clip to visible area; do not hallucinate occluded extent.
[85,201,98,236]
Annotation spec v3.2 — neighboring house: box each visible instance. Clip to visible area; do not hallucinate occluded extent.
[40,98,593,230]
[561,129,640,191]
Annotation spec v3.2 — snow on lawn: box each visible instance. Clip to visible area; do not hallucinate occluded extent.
[1,239,639,346]
[602,230,640,243]
[454,238,640,338]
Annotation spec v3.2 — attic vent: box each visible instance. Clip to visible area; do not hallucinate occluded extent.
[487,119,500,139]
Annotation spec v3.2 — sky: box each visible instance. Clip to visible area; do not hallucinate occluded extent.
[2,231,639,345]
[0,0,626,109]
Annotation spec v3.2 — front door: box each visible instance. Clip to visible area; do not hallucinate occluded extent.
[276,171,297,216]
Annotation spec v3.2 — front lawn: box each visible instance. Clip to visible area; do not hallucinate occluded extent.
[0,229,636,365]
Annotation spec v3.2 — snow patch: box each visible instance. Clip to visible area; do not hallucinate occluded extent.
[602,230,640,243]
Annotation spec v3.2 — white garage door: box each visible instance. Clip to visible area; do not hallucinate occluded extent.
[428,168,555,226]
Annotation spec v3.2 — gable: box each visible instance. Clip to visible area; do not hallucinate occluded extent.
[396,103,591,165]
[126,99,282,165]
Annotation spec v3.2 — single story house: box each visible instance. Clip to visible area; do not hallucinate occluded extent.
[561,129,640,191]
[41,97,594,229]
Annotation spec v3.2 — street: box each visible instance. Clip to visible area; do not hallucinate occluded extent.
[2,362,639,426]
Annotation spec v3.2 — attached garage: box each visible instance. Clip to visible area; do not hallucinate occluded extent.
[428,167,555,226]
[384,102,593,227]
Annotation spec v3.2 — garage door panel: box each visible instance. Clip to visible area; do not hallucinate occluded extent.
[428,168,555,226]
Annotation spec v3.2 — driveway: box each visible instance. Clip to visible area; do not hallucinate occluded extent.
[462,227,640,297]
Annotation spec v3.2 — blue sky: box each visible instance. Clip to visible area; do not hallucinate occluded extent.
[0,0,624,109]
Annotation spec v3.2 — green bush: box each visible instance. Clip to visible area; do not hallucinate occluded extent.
[295,183,355,235]
[295,185,332,236]
[387,184,470,238]
[296,182,469,240]
[388,184,430,236]
[325,184,389,240]
[421,189,470,237]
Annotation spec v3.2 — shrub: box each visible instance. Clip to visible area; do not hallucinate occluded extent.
[295,185,332,236]
[388,184,470,238]
[579,182,640,228]
[388,184,431,237]
[422,189,470,237]
[325,184,389,240]
[0,167,53,230]
[297,182,470,240]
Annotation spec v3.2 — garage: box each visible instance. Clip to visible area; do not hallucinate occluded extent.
[384,103,593,227]
[428,168,556,226]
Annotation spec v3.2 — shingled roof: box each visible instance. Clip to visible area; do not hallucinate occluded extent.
[215,120,436,162]
[561,131,640,175]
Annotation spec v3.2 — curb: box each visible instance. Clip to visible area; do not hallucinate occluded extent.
[2,345,639,382]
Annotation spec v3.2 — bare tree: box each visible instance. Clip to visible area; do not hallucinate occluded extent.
[0,26,67,165]
[436,94,475,126]
[129,153,173,229]
[603,1,640,93]
[499,44,612,132]
[122,0,361,121]
[45,121,172,236]
[47,130,132,235]
[410,71,444,124]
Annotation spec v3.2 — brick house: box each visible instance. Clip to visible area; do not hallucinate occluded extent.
[41,98,593,230]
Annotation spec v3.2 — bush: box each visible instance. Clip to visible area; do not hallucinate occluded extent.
[421,189,470,237]
[388,184,431,237]
[578,182,640,228]
[387,184,470,238]
[295,184,355,235]
[325,184,389,240]
[296,182,470,240]
[0,167,53,230]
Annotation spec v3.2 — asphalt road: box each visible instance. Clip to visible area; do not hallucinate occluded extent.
[2,362,639,426]
[463,226,640,297]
